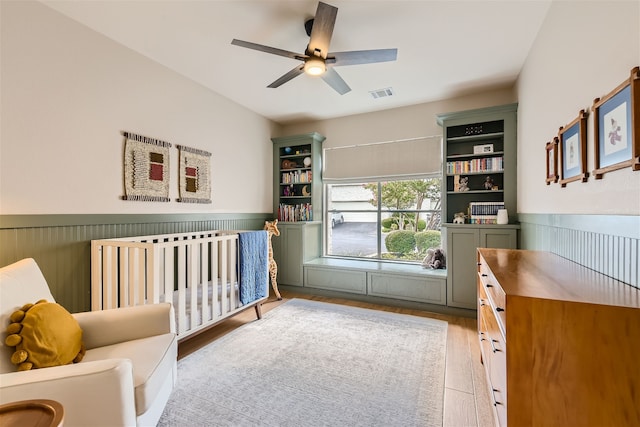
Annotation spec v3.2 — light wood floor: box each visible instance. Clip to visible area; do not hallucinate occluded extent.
[179,290,495,427]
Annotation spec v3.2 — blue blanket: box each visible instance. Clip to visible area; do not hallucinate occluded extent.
[238,231,269,305]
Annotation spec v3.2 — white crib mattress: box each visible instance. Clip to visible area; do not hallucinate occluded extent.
[170,280,241,334]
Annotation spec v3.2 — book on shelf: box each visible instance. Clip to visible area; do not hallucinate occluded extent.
[447,156,503,174]
[281,170,312,184]
[278,203,313,222]
[468,201,504,225]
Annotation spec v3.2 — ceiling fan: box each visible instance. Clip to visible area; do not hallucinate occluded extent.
[231,1,398,95]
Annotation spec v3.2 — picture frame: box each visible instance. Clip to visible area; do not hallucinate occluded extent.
[545,137,559,185]
[473,144,494,154]
[592,66,640,178]
[558,109,589,187]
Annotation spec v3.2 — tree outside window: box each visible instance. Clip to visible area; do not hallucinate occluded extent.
[326,178,441,262]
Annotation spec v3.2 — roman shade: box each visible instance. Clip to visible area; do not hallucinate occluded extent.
[323,136,442,182]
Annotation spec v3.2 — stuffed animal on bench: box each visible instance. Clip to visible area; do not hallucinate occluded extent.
[421,248,446,269]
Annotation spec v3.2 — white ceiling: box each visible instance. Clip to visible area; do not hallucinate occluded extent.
[42,0,552,125]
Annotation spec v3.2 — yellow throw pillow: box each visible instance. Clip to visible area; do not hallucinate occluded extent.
[4,300,85,371]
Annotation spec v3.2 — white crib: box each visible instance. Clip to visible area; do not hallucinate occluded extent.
[91,230,268,340]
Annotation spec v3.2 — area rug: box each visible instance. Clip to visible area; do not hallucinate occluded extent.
[158,298,447,427]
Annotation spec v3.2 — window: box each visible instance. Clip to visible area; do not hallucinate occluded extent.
[325,178,442,263]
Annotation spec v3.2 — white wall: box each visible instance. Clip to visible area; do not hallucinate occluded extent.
[517,0,640,215]
[0,1,278,215]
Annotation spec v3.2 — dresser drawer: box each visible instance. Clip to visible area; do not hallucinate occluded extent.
[478,258,506,334]
[479,287,507,427]
[477,283,492,371]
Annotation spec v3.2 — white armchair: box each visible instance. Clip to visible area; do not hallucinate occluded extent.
[0,258,177,427]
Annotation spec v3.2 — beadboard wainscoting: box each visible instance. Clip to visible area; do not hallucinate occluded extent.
[0,214,272,313]
[518,214,640,289]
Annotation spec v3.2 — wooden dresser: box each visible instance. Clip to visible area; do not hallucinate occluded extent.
[477,248,640,427]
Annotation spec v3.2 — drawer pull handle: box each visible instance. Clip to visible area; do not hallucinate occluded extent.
[490,339,502,353]
[491,389,503,406]
[479,332,486,342]
[485,283,493,288]
[481,273,488,277]
[477,262,482,266]
[478,298,486,306]
[496,307,505,312]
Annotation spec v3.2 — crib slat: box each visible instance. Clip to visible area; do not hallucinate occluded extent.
[228,237,237,310]
[188,242,198,330]
[90,241,103,311]
[137,248,146,306]
[201,241,210,324]
[122,246,131,307]
[211,237,219,319]
[106,246,118,309]
[127,248,136,307]
[163,246,174,306]
[177,244,187,335]
[147,245,158,304]
[220,239,228,317]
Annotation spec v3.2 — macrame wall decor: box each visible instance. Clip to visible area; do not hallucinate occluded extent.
[122,131,171,202]
[176,144,212,204]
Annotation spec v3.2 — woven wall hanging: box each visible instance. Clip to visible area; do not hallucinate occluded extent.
[122,131,171,202]
[176,144,212,204]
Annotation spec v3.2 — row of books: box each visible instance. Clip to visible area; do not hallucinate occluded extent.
[447,156,504,174]
[468,202,504,225]
[468,217,499,224]
[281,170,312,184]
[278,203,313,222]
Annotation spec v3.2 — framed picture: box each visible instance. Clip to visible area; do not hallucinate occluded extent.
[592,66,640,178]
[558,109,589,187]
[545,137,559,185]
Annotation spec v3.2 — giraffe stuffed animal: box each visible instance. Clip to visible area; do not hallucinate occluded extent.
[264,219,282,300]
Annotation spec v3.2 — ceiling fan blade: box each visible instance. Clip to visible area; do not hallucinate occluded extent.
[329,49,398,66]
[306,2,338,58]
[231,39,306,61]
[267,65,305,88]
[321,68,351,95]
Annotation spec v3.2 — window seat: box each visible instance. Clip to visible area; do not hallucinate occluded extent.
[304,257,447,277]
[302,257,447,306]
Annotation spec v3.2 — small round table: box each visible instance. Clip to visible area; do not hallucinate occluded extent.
[0,399,64,427]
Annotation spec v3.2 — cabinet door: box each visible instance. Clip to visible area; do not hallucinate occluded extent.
[279,226,304,286]
[273,223,321,287]
[447,228,480,309]
[481,229,517,249]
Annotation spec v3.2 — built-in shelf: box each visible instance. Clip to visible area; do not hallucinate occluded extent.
[446,151,505,160]
[447,190,504,195]
[446,131,504,143]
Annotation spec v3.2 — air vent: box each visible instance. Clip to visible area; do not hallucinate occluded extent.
[369,87,394,99]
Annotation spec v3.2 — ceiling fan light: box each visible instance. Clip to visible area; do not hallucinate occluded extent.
[304,58,326,76]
